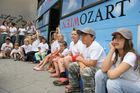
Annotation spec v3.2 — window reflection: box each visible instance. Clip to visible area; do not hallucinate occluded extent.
[62,0,82,16]
[43,11,50,25]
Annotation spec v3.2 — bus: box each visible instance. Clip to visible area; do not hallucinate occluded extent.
[36,0,140,54]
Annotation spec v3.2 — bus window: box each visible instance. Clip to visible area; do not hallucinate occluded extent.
[62,0,82,16]
[37,16,43,28]
[84,0,105,6]
[43,11,50,25]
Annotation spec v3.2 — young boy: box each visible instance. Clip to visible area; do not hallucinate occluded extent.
[1,37,13,58]
[10,43,23,61]
[66,28,106,93]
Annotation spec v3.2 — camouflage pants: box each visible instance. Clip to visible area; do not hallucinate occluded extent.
[68,62,96,93]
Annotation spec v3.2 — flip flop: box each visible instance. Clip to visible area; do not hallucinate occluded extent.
[53,79,69,86]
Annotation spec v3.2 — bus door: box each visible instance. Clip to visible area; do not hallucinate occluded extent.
[48,1,61,42]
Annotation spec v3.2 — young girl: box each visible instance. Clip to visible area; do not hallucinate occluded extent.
[10,43,23,61]
[34,34,64,72]
[34,37,49,63]
[9,22,17,45]
[26,21,36,35]
[21,38,32,61]
[58,28,83,77]
[51,41,69,77]
[95,28,140,93]
[0,20,9,47]
[52,28,84,88]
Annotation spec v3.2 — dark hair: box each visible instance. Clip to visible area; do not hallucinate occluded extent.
[14,43,19,46]
[11,22,16,26]
[41,37,47,43]
[61,41,67,48]
[2,20,7,25]
[113,38,140,72]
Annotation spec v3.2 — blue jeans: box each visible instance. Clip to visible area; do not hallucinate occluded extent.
[95,70,140,93]
[11,36,16,44]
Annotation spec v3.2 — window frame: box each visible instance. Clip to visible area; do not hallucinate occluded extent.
[61,0,108,19]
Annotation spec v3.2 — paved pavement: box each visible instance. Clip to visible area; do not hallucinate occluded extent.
[0,59,65,93]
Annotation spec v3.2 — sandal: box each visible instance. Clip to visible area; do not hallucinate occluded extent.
[53,79,69,86]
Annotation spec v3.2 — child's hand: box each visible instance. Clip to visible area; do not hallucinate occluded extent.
[79,62,86,73]
[76,56,84,62]
[109,41,115,52]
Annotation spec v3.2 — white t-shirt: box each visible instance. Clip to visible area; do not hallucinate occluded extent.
[51,40,60,53]
[18,28,27,36]
[1,43,13,51]
[0,25,8,34]
[69,40,84,56]
[113,52,140,83]
[9,27,17,36]
[31,39,40,51]
[21,44,32,54]
[82,41,106,68]
[61,48,69,56]
[26,25,36,34]
[38,42,49,53]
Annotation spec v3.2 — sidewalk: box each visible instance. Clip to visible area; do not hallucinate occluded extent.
[0,59,65,93]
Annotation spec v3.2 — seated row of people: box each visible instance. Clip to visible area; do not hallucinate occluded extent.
[1,26,139,93]
[0,31,47,61]
[0,28,66,63]
[33,27,140,93]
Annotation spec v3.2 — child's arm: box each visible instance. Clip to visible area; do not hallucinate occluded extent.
[58,53,64,58]
[51,49,61,57]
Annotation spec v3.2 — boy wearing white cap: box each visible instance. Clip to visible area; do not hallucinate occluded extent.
[67,28,106,93]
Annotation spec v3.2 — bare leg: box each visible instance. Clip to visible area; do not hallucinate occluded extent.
[34,54,50,70]
[39,56,49,68]
[58,58,65,73]
[51,61,60,77]
[64,55,72,70]
[34,61,43,68]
